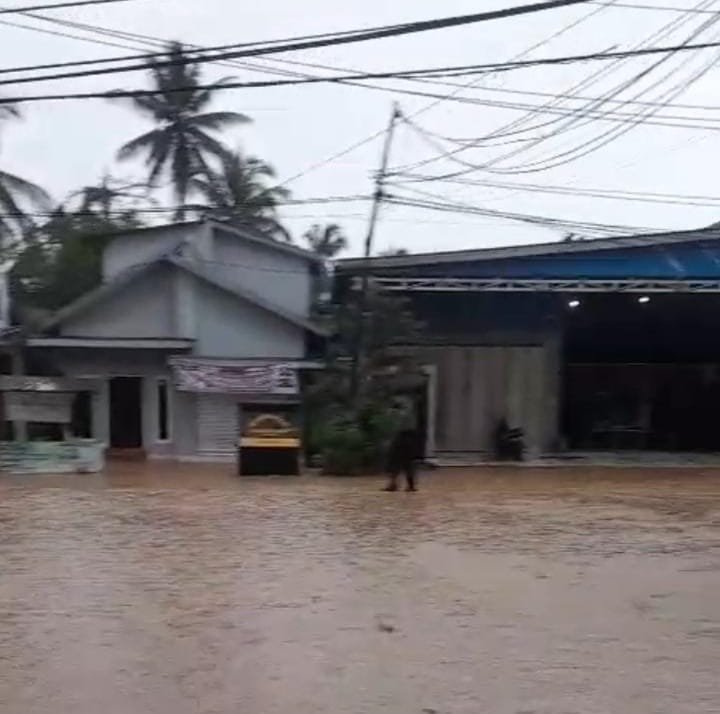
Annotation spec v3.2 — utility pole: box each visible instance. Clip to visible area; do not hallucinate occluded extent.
[363,102,401,259]
[350,102,401,401]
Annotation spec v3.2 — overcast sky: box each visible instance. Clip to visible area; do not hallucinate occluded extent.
[2,0,720,255]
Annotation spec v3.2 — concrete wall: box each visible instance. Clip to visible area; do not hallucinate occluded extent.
[49,348,183,457]
[61,265,177,339]
[211,231,313,317]
[0,269,9,329]
[193,279,305,359]
[416,339,561,457]
[103,223,212,281]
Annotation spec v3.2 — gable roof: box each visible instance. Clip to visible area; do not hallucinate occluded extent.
[167,256,327,335]
[209,220,323,264]
[42,257,327,336]
[337,227,720,272]
[99,219,323,264]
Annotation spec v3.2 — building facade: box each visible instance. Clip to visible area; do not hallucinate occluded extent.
[337,228,720,459]
[21,220,325,461]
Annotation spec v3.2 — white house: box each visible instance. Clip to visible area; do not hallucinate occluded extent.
[23,220,326,461]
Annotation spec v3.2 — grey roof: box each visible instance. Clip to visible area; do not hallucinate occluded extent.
[209,220,323,264]
[99,219,323,264]
[42,257,327,337]
[336,226,720,271]
[168,256,327,335]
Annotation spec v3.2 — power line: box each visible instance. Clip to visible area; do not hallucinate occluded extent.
[0,195,374,218]
[393,174,720,207]
[274,0,617,189]
[8,37,720,104]
[394,3,720,178]
[591,0,720,11]
[0,0,596,83]
[390,1,713,175]
[386,194,654,236]
[0,0,135,13]
[0,0,614,190]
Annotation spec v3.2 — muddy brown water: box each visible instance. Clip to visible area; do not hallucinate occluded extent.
[1,464,719,714]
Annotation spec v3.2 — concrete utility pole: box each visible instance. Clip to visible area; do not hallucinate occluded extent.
[363,102,401,260]
[350,102,401,401]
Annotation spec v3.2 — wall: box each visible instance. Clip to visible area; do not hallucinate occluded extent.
[60,265,177,339]
[103,223,211,281]
[211,230,313,317]
[0,269,9,329]
[49,348,181,456]
[415,340,561,457]
[193,279,305,359]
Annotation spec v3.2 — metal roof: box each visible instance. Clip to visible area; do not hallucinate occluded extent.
[337,227,720,283]
[42,257,328,337]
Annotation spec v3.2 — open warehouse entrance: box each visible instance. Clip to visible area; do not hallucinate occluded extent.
[562,293,720,452]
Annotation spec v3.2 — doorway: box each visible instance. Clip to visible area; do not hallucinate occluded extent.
[109,377,142,448]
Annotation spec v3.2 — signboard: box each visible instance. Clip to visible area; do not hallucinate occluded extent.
[240,413,300,449]
[4,392,74,424]
[0,376,99,392]
[0,440,104,474]
[172,359,299,396]
[238,409,301,475]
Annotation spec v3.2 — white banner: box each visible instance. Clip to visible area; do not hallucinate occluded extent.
[172,360,299,396]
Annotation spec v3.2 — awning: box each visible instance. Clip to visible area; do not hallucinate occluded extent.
[171,358,299,396]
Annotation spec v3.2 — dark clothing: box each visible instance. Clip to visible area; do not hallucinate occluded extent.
[385,428,421,491]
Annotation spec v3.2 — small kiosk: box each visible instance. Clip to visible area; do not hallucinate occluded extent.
[239,410,301,476]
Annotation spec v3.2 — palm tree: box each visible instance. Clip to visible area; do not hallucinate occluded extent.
[71,173,151,221]
[0,104,50,248]
[189,150,291,240]
[379,247,409,256]
[111,42,250,219]
[304,223,348,258]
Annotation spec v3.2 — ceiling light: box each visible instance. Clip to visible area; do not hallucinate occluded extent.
[568,299,581,309]
[638,296,650,304]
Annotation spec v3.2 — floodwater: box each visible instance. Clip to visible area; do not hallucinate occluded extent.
[1,465,720,714]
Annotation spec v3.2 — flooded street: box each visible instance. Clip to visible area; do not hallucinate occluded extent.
[1,465,719,714]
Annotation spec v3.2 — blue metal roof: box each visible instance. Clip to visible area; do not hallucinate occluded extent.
[372,239,720,280]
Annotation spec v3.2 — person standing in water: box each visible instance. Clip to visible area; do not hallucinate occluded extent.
[383,396,422,492]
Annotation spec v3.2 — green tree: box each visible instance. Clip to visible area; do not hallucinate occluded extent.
[10,205,142,316]
[111,42,250,218]
[306,286,424,474]
[378,246,409,256]
[189,150,290,239]
[0,104,50,248]
[304,223,348,258]
[304,223,348,310]
[71,173,150,221]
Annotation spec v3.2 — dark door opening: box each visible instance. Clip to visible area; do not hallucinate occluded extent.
[110,377,142,448]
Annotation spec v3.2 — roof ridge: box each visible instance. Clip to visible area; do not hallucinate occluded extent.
[209,220,323,263]
[167,256,328,336]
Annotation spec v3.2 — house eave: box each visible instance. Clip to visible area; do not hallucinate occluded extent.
[26,337,195,349]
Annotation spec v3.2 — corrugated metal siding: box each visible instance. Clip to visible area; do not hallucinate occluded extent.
[197,394,239,457]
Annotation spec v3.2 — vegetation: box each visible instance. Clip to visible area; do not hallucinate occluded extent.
[10,200,141,318]
[0,103,50,248]
[111,42,250,218]
[304,223,348,258]
[188,149,290,239]
[306,286,424,474]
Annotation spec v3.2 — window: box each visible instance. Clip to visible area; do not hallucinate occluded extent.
[157,379,170,441]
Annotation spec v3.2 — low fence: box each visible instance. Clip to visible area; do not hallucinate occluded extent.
[0,440,105,475]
